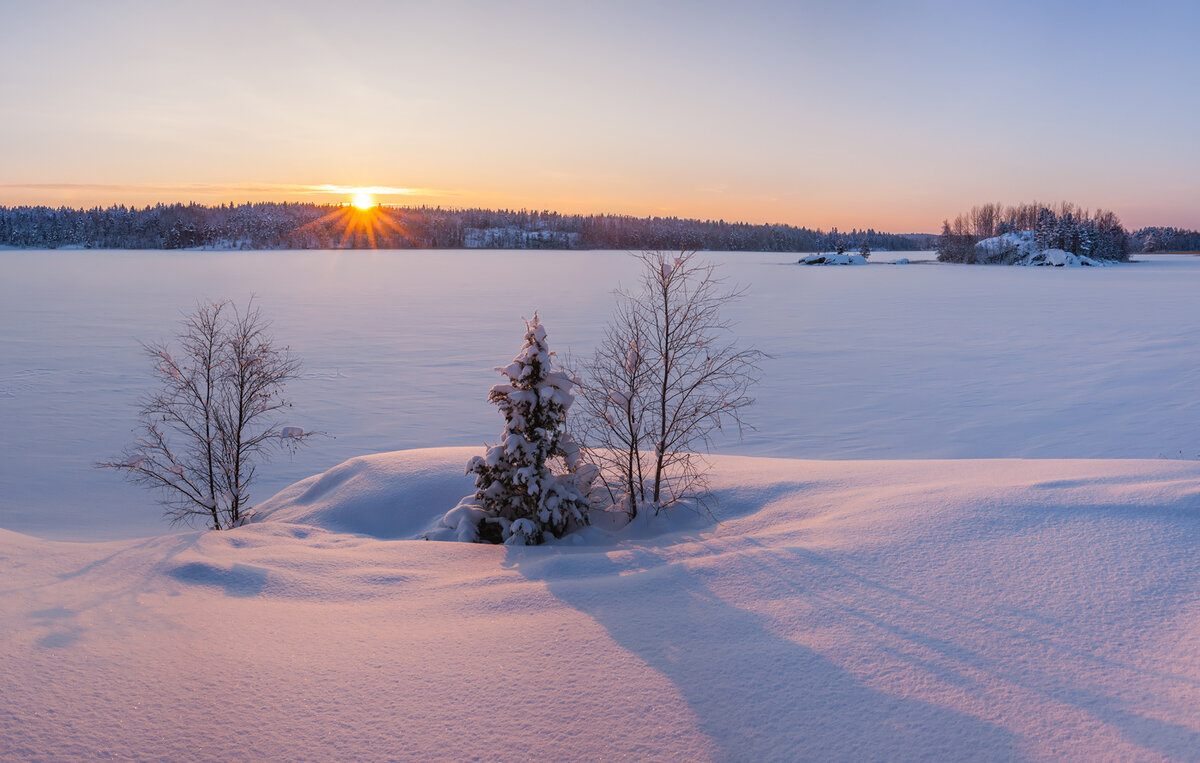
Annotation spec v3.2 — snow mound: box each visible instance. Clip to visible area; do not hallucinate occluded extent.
[257,447,718,544]
[253,447,477,539]
[799,252,867,265]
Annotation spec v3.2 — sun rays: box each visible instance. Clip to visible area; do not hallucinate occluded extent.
[292,195,412,248]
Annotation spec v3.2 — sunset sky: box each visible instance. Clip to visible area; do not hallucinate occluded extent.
[2,0,1197,231]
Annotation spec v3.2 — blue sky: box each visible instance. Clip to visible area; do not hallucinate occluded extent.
[1,0,1196,230]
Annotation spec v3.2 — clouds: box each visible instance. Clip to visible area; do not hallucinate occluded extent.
[0,183,457,206]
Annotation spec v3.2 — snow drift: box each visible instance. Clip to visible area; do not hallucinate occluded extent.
[5,448,1200,760]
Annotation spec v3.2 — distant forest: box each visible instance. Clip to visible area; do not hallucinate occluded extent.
[0,202,932,252]
[1131,227,1200,252]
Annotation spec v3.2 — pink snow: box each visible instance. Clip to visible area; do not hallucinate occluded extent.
[4,447,1200,760]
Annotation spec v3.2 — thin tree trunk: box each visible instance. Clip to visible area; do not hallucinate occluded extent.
[653,278,670,505]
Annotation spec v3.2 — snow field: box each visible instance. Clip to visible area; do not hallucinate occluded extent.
[4,448,1200,760]
[4,250,1200,539]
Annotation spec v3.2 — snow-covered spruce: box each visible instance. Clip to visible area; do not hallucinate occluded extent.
[447,315,594,545]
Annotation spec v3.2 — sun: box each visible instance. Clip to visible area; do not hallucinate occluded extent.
[352,191,375,210]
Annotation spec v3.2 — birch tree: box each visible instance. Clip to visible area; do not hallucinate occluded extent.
[576,251,763,517]
[100,299,313,529]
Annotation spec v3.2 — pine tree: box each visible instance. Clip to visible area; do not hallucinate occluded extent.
[466,315,591,544]
[859,241,871,259]
[1034,207,1056,251]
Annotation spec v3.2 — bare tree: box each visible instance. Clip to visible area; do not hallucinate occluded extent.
[100,299,314,529]
[573,298,653,517]
[575,251,764,518]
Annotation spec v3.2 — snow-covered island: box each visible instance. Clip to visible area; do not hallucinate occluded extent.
[937,202,1132,266]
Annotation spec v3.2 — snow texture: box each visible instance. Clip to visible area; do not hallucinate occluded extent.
[5,448,1200,760]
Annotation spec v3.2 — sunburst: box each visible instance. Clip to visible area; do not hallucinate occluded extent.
[293,197,411,248]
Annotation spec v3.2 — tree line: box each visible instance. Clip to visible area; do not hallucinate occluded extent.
[937,202,1131,263]
[1131,226,1200,252]
[0,202,926,252]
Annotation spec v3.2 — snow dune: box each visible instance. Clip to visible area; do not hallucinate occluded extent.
[4,448,1200,760]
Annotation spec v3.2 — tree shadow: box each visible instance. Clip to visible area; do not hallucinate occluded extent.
[752,540,1200,761]
[506,545,1020,761]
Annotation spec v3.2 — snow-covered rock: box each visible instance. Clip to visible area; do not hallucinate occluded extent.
[974,232,1110,266]
[799,252,867,266]
[1017,248,1106,267]
[975,230,1039,262]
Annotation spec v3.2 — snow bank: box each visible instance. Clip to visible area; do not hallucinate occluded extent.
[5,450,1200,760]
[799,252,867,265]
[253,447,477,539]
[257,447,714,545]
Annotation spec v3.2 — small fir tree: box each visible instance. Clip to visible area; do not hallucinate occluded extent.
[859,241,871,259]
[466,315,591,545]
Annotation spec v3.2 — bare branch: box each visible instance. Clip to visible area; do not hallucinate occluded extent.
[573,250,765,519]
[98,297,317,530]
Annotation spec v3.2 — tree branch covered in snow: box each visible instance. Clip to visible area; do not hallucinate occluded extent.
[462,315,594,545]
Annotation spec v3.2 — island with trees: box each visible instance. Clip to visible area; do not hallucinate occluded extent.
[937,202,1131,266]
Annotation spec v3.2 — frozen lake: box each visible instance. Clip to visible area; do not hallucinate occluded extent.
[2,249,1199,540]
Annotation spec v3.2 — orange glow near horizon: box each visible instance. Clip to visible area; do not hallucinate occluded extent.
[294,202,410,248]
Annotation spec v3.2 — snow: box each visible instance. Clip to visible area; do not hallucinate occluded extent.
[4,448,1200,759]
[3,250,1200,540]
[799,252,867,265]
[5,249,1200,757]
[976,230,1039,261]
[1018,248,1106,267]
[974,233,1107,266]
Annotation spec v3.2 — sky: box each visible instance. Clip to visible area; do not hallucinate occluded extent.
[1,0,1197,232]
